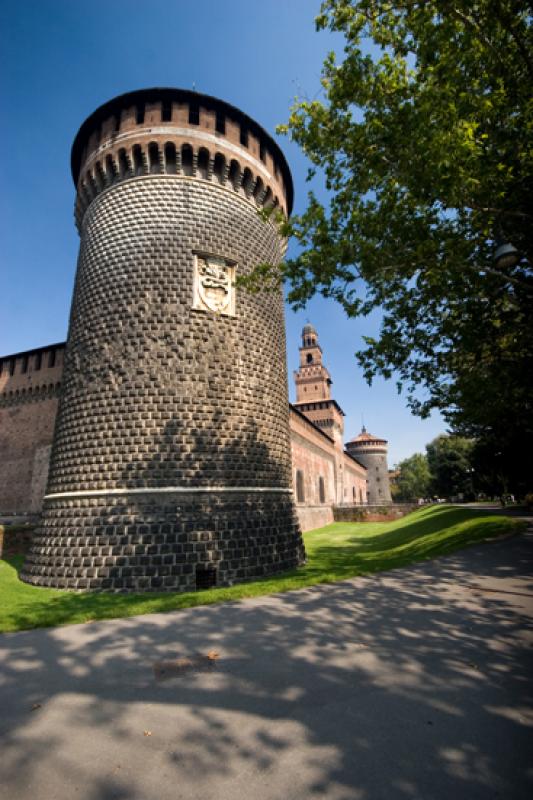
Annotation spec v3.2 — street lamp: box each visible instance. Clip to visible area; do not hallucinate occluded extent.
[494,240,520,270]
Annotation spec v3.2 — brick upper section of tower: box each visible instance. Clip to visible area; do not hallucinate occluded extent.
[71,87,293,231]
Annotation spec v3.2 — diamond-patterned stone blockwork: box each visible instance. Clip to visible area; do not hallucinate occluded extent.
[23,492,303,592]
[21,175,305,591]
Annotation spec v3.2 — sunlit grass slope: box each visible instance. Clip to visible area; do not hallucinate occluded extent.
[0,505,524,633]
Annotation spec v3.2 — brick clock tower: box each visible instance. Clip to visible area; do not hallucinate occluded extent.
[293,324,346,503]
[22,87,305,592]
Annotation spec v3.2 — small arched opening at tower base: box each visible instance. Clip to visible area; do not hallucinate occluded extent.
[164,142,177,174]
[132,144,144,176]
[181,144,193,176]
[196,565,217,591]
[296,470,305,503]
[148,142,161,174]
[213,152,226,185]
[197,147,209,180]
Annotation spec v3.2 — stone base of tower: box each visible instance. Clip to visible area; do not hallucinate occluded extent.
[20,491,305,592]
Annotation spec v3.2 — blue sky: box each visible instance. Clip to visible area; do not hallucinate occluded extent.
[0,0,446,464]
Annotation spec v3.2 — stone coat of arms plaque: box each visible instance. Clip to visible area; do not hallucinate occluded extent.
[193,253,235,317]
[193,254,236,316]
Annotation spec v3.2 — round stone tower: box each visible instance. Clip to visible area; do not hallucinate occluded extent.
[22,87,304,592]
[345,427,392,504]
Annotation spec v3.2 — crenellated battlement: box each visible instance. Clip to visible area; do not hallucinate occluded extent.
[0,344,65,398]
[72,88,293,230]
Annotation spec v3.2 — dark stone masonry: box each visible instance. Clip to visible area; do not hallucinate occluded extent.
[21,87,305,592]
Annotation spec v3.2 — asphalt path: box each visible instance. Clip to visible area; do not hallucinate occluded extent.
[1,530,532,800]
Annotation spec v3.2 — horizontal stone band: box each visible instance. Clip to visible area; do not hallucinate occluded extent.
[44,486,293,500]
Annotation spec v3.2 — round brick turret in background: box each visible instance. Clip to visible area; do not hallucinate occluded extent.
[22,88,304,592]
[345,427,392,505]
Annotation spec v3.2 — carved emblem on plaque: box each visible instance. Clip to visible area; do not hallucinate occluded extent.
[193,255,236,316]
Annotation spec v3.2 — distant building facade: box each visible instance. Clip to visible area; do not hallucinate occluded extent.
[289,324,368,529]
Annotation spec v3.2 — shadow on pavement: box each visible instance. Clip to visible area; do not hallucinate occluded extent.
[0,532,532,800]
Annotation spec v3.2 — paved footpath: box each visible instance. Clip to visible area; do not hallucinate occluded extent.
[1,531,532,800]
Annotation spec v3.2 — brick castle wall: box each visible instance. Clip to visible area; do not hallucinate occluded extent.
[0,346,64,514]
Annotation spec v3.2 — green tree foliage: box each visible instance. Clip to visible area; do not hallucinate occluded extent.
[275,0,533,495]
[392,452,431,501]
[426,435,475,498]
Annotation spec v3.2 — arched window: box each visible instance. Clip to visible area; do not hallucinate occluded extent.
[215,110,225,134]
[181,144,193,176]
[148,142,160,174]
[132,144,144,176]
[213,153,226,184]
[228,159,240,190]
[319,476,326,504]
[136,103,145,124]
[253,176,264,202]
[164,142,177,174]
[296,470,305,503]
[118,149,129,178]
[197,147,209,179]
[306,353,313,364]
[188,103,199,125]
[242,168,254,196]
[161,100,172,122]
[95,162,106,191]
[105,154,117,184]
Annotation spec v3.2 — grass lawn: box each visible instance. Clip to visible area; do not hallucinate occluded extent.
[0,504,525,633]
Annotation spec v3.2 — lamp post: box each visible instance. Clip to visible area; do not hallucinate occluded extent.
[494,240,520,270]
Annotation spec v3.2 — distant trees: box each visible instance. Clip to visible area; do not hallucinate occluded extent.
[392,453,431,502]
[393,435,477,501]
[426,435,475,499]
[272,0,533,499]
